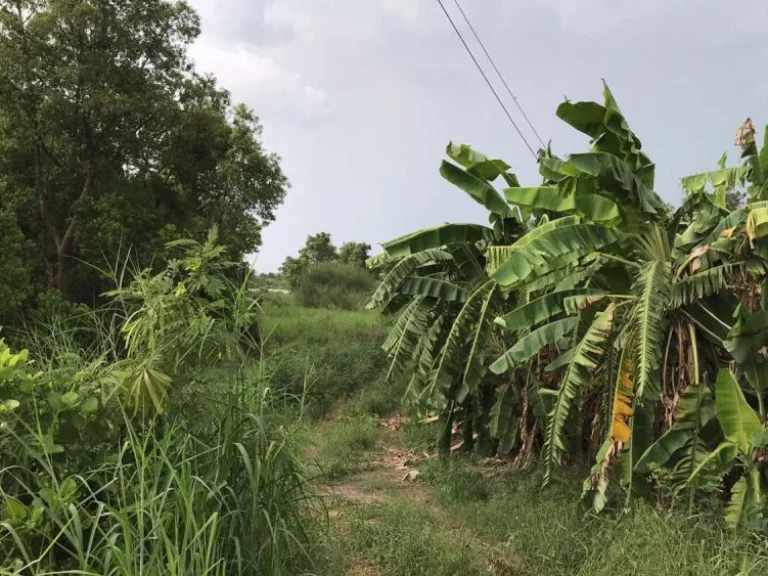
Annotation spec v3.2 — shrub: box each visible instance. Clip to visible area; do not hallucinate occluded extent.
[295,262,374,310]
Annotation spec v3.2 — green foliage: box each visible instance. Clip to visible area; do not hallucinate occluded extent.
[369,81,768,531]
[0,211,37,324]
[295,262,376,310]
[262,297,388,417]
[348,499,483,576]
[0,232,319,575]
[0,0,287,312]
[281,232,372,289]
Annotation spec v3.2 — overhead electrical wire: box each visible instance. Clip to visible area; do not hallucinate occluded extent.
[450,0,546,149]
[434,0,538,160]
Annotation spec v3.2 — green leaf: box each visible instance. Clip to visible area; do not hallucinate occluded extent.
[619,401,654,498]
[61,391,79,407]
[715,369,762,454]
[725,467,763,530]
[432,281,498,401]
[496,289,599,332]
[492,222,621,288]
[440,161,514,219]
[563,152,665,215]
[544,306,615,484]
[400,276,468,302]
[556,101,607,138]
[445,143,520,186]
[459,282,498,402]
[490,317,579,374]
[489,384,518,454]
[632,259,672,399]
[368,249,454,308]
[635,385,715,473]
[81,397,99,413]
[683,441,738,490]
[382,224,494,259]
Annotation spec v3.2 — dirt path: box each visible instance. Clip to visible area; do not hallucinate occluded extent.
[315,415,528,576]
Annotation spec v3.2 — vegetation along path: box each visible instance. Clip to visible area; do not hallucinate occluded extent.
[310,396,768,576]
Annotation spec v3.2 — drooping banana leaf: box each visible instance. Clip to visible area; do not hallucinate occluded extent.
[440,161,514,220]
[368,249,454,308]
[457,281,498,403]
[496,289,602,332]
[488,383,518,454]
[635,385,716,473]
[715,368,762,455]
[490,317,580,374]
[445,142,520,187]
[544,305,615,485]
[492,222,621,288]
[400,276,469,302]
[725,467,763,530]
[630,259,672,399]
[381,224,494,259]
[504,178,620,222]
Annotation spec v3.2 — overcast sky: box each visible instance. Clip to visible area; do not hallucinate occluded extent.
[186,0,768,272]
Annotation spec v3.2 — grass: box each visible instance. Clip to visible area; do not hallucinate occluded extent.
[314,414,379,479]
[261,295,389,417]
[348,499,484,576]
[419,457,768,576]
[419,458,489,503]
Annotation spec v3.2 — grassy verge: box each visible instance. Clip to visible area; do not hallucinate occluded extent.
[417,458,768,576]
[261,295,390,417]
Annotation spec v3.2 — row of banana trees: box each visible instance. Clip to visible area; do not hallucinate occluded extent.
[367,83,768,530]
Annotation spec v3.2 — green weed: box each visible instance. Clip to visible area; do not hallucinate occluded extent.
[447,468,768,576]
[419,459,489,503]
[348,498,483,576]
[315,415,378,480]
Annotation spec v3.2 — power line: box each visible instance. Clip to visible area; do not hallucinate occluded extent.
[434,0,537,160]
[451,0,546,149]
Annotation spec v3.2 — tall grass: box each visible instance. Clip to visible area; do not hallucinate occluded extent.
[0,232,323,575]
[1,392,316,574]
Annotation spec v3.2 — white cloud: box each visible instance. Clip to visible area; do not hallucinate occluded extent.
[383,0,422,30]
[188,37,331,119]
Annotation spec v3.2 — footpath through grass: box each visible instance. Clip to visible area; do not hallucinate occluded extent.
[264,298,768,575]
[313,409,768,575]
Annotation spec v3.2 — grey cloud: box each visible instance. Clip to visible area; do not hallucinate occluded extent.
[187,0,768,272]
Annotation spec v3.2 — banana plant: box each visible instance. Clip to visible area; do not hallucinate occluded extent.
[369,82,768,529]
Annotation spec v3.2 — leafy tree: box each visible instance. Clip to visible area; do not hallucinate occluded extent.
[280,233,370,287]
[300,232,338,265]
[338,241,371,268]
[0,0,287,308]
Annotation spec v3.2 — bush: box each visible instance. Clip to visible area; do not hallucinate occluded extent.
[295,262,375,310]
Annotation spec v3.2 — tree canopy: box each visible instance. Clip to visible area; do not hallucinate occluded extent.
[280,232,371,287]
[0,0,288,323]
